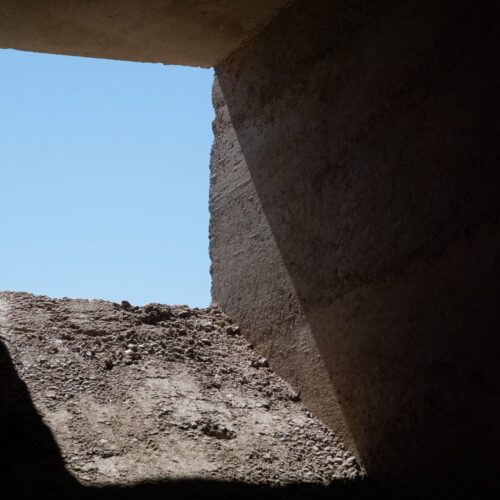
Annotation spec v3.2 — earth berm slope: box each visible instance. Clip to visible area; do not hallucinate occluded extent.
[0,291,383,499]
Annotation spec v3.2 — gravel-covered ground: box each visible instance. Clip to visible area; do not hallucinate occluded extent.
[0,292,383,499]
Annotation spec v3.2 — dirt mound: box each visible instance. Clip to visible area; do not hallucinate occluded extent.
[0,292,378,499]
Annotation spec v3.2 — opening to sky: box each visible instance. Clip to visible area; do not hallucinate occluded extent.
[0,50,214,307]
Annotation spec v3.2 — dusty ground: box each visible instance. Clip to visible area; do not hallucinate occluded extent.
[0,292,382,499]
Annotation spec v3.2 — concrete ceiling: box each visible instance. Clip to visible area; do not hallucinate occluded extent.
[0,0,291,67]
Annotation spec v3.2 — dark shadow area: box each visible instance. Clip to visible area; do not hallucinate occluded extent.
[0,339,385,500]
[0,339,80,497]
[213,0,500,497]
[82,479,384,500]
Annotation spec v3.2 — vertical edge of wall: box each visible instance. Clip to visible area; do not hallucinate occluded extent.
[209,77,355,453]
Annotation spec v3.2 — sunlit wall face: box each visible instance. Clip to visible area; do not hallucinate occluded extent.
[0,50,214,307]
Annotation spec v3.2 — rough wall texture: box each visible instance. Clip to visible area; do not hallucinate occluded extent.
[0,0,290,67]
[209,81,353,450]
[211,0,500,495]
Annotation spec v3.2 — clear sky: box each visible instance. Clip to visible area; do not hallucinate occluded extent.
[0,50,214,307]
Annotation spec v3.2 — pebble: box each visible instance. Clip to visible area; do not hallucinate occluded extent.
[251,357,269,368]
[103,358,113,370]
[121,301,132,310]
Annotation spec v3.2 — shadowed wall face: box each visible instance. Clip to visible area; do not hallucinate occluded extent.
[212,0,500,494]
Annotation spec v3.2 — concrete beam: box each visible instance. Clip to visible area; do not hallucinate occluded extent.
[0,0,290,67]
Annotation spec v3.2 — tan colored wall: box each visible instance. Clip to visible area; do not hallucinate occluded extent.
[209,79,354,451]
[211,0,500,496]
[0,0,290,67]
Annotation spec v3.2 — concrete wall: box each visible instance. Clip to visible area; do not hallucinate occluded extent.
[209,80,353,450]
[0,0,290,67]
[211,0,500,495]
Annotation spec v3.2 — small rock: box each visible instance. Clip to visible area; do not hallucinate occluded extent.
[225,325,241,336]
[103,358,114,370]
[200,421,236,440]
[251,357,269,368]
[199,320,214,331]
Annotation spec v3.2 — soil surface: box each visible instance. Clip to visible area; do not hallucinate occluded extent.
[0,292,383,499]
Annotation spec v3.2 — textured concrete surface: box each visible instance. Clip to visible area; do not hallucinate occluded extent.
[213,0,500,496]
[209,80,354,452]
[0,0,290,67]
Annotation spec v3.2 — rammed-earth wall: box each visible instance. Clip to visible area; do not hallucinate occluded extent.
[210,0,500,495]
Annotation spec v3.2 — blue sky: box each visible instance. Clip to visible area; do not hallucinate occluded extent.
[0,50,214,307]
